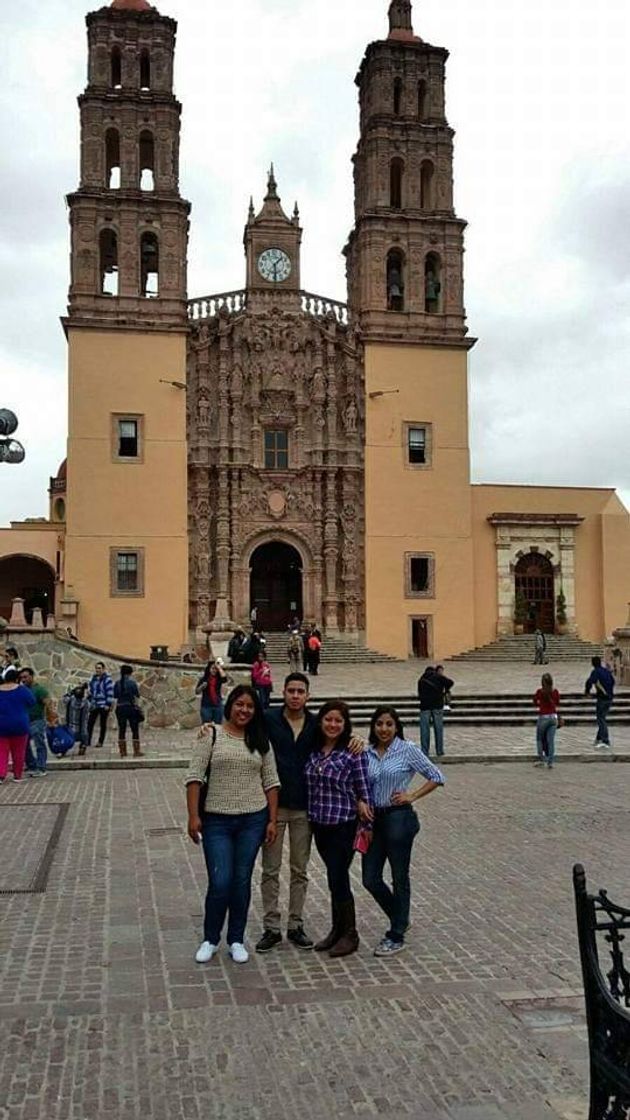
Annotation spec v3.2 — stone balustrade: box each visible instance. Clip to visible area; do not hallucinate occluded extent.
[187,288,349,327]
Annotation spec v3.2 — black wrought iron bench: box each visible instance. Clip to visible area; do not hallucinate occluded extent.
[573,864,630,1119]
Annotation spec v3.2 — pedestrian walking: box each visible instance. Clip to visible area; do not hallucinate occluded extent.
[61,683,90,755]
[362,706,444,956]
[18,667,52,774]
[250,606,258,627]
[585,656,615,750]
[533,673,561,769]
[251,652,273,709]
[195,659,227,724]
[417,665,453,757]
[533,629,547,665]
[227,628,247,663]
[186,685,280,965]
[307,631,322,675]
[287,630,302,674]
[301,627,310,672]
[87,662,114,747]
[113,664,144,758]
[0,670,35,783]
[305,700,372,958]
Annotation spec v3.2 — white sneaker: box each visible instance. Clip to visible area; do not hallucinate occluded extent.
[595,742,611,750]
[228,942,249,964]
[195,941,218,964]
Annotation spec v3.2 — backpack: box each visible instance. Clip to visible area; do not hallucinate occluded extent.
[308,635,321,652]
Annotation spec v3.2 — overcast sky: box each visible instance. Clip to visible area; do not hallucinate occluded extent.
[1,0,630,524]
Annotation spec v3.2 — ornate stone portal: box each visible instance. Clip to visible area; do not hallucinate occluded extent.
[187,173,364,637]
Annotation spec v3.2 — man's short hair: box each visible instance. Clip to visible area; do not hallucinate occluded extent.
[6,647,18,658]
[592,656,602,668]
[19,666,35,677]
[284,672,310,691]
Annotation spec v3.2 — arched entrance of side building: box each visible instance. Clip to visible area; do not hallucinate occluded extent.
[250,541,304,631]
[0,555,56,624]
[515,553,555,633]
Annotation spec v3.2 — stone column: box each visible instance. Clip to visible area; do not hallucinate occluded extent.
[558,526,578,634]
[495,529,513,637]
[612,604,630,686]
[9,598,27,627]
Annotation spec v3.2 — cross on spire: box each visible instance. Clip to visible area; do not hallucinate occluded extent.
[265,163,279,201]
[388,0,413,35]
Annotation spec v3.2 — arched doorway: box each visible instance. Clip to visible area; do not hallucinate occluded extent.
[0,555,56,624]
[250,542,303,631]
[515,554,555,633]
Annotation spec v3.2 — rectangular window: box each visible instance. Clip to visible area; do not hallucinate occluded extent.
[408,426,426,464]
[403,421,433,469]
[112,414,144,462]
[264,429,289,470]
[405,552,435,598]
[110,548,145,598]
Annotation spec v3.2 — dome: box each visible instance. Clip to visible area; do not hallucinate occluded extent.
[56,458,67,481]
[111,0,154,11]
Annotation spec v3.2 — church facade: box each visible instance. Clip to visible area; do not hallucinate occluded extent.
[1,0,629,660]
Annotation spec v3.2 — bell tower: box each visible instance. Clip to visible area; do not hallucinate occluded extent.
[345,0,469,345]
[63,0,191,659]
[354,1,476,662]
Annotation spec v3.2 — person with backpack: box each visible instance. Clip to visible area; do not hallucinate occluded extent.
[61,683,91,755]
[195,660,227,725]
[533,629,547,665]
[113,665,144,758]
[287,631,302,674]
[585,656,615,749]
[417,665,454,758]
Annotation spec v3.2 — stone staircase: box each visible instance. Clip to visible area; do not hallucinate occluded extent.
[262,631,402,664]
[267,690,630,728]
[451,633,603,662]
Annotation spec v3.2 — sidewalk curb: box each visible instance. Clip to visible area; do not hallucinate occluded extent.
[45,752,630,772]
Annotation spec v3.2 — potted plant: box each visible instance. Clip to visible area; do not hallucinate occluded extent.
[514,589,527,635]
[556,589,568,635]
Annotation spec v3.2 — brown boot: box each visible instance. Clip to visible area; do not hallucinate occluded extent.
[118,739,127,758]
[328,900,359,959]
[132,739,144,758]
[314,902,339,952]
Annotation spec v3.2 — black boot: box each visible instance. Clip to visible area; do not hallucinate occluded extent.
[314,901,339,952]
[328,899,359,958]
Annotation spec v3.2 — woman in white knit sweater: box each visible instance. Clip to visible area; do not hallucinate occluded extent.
[186,685,280,964]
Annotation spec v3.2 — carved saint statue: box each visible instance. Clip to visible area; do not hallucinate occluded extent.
[343,399,358,434]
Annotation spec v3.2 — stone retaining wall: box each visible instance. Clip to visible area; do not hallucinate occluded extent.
[7,634,251,729]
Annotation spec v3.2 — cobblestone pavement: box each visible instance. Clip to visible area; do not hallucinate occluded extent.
[1,762,628,1119]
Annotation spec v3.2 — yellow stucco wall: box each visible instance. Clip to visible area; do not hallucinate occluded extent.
[0,525,59,569]
[64,328,189,659]
[364,343,475,660]
[471,485,630,646]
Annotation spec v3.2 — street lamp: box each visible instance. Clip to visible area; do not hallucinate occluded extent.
[0,410,25,464]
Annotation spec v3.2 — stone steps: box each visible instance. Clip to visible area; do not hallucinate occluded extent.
[451,634,602,662]
[262,631,402,664]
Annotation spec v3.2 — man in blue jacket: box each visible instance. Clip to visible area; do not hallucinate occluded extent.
[585,656,615,749]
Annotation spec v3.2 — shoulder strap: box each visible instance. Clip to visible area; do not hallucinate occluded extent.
[203,725,217,783]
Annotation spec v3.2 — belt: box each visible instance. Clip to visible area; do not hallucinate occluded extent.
[374,804,412,815]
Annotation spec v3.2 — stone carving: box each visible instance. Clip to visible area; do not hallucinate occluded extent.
[343,399,358,434]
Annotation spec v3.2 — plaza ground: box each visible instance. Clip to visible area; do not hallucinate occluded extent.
[1,750,628,1119]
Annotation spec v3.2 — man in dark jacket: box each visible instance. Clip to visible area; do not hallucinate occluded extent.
[418,665,454,757]
[585,656,615,749]
[256,673,317,953]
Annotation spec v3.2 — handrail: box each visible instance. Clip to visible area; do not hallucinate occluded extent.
[187,288,349,326]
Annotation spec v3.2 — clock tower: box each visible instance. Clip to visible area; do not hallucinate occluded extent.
[244,167,302,308]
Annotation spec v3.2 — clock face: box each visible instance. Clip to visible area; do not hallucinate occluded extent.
[257,247,292,283]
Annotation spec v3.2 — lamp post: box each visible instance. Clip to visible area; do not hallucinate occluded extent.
[0,410,25,463]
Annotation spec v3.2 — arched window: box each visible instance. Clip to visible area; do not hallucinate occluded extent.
[139,130,155,191]
[386,249,405,312]
[425,252,441,313]
[390,158,404,209]
[393,77,403,116]
[111,47,122,90]
[105,129,121,190]
[99,229,118,296]
[139,50,151,91]
[140,232,159,297]
[420,160,434,210]
[418,79,427,120]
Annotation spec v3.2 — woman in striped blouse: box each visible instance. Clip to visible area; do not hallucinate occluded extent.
[362,705,445,957]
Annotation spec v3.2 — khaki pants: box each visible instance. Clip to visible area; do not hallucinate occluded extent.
[261,808,312,932]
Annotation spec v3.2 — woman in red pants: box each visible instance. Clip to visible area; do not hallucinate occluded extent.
[0,669,35,783]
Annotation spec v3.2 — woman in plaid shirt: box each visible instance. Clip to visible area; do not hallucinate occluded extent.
[305,700,372,958]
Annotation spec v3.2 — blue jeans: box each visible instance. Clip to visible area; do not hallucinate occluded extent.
[201,702,223,725]
[536,716,557,763]
[201,808,268,945]
[596,699,612,745]
[28,719,48,772]
[362,807,420,942]
[420,709,444,756]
